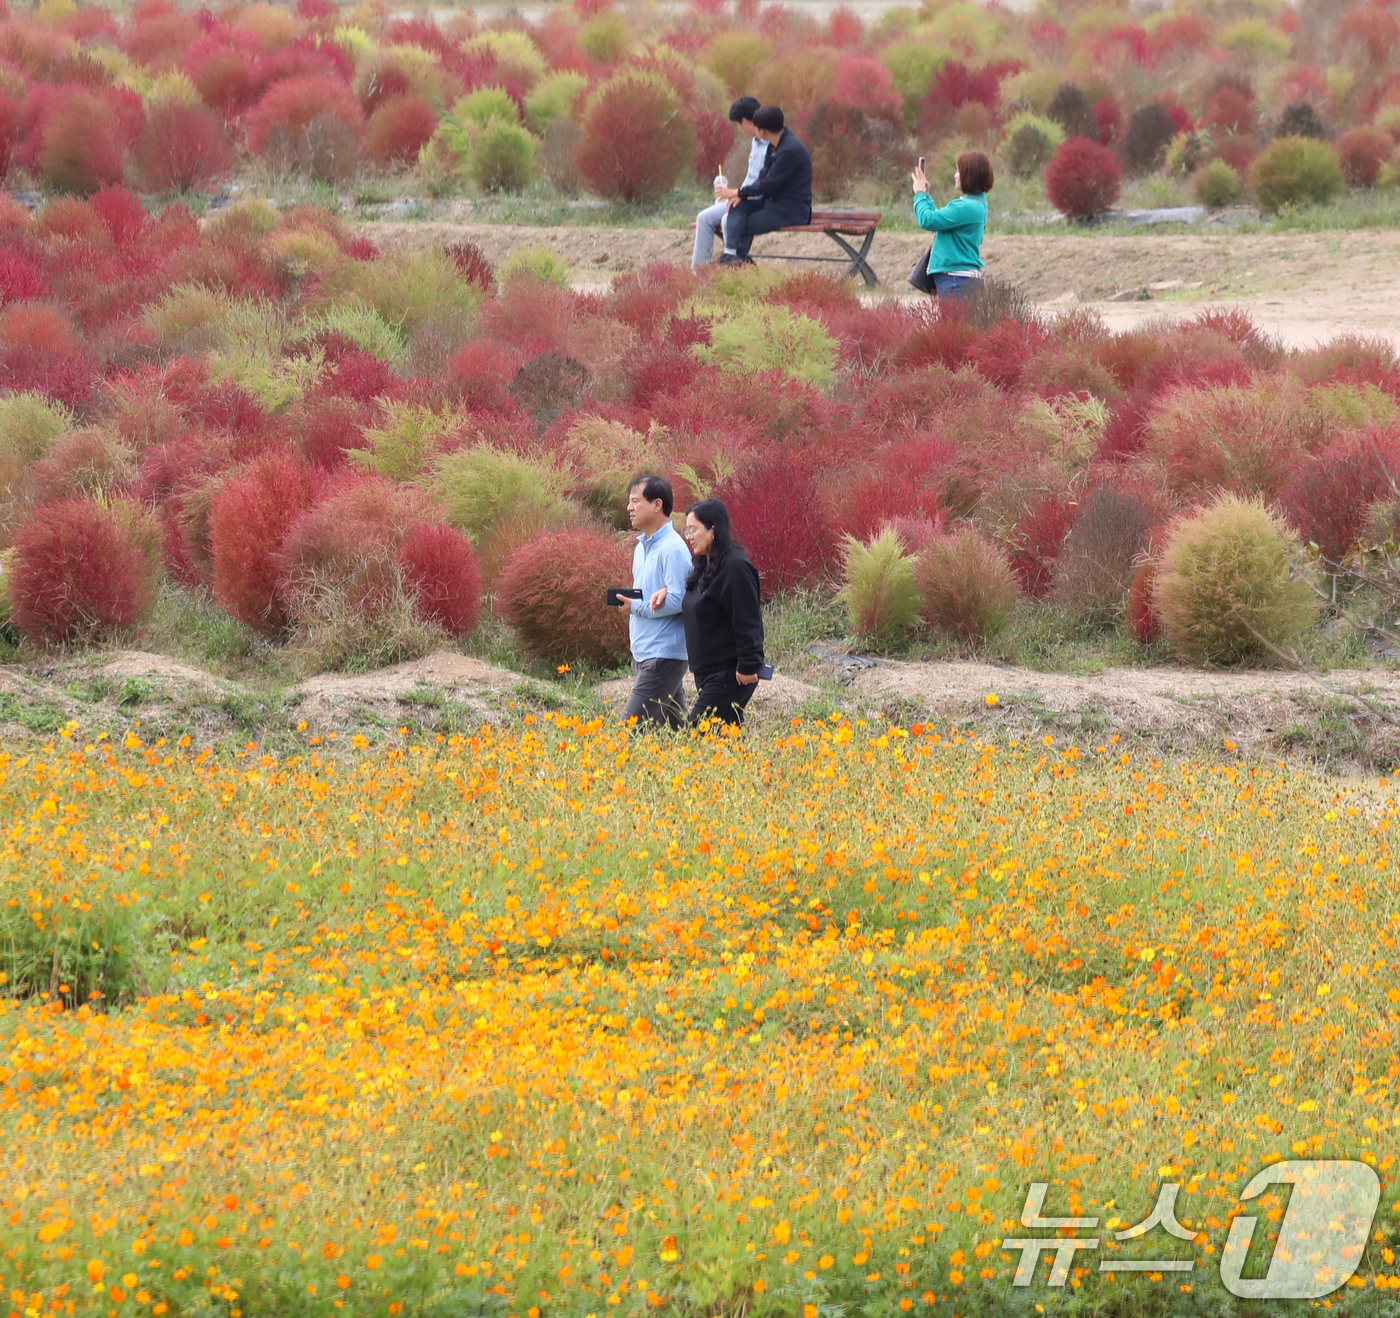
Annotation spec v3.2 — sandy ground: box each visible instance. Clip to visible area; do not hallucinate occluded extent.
[360,219,1400,350]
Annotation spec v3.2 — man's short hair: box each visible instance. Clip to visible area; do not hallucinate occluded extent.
[753,105,784,133]
[729,96,761,123]
[629,473,673,517]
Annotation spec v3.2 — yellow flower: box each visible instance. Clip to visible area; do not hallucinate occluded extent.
[985,693,998,706]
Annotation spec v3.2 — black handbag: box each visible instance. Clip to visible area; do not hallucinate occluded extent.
[907,245,935,293]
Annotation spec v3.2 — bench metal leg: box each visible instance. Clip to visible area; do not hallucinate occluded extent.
[825,230,878,286]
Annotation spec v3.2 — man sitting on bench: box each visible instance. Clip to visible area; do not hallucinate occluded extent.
[693,96,764,270]
[716,105,812,267]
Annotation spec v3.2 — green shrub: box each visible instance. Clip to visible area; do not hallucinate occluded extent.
[880,39,942,114]
[318,249,481,339]
[695,305,836,388]
[453,87,520,127]
[347,403,463,481]
[1193,158,1243,208]
[462,32,548,83]
[524,72,588,133]
[579,11,629,63]
[562,416,652,530]
[1166,131,1212,177]
[1000,111,1065,178]
[433,443,571,544]
[839,529,921,645]
[471,119,537,193]
[501,245,570,287]
[914,530,1019,643]
[1153,493,1317,664]
[1249,135,1345,211]
[293,304,407,363]
[704,31,773,95]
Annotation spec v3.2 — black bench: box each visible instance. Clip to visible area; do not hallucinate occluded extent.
[757,209,882,286]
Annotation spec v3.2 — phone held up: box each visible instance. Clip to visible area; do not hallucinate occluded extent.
[918,156,926,172]
[605,587,643,607]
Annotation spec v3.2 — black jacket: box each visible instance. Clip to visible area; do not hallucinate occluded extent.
[738,130,813,216]
[682,552,764,677]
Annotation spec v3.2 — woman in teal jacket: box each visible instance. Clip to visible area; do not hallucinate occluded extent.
[911,150,993,304]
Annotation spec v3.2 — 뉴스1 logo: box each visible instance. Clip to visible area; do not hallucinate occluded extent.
[1003,1159,1380,1300]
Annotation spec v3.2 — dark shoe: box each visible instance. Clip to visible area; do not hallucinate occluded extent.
[717,252,744,265]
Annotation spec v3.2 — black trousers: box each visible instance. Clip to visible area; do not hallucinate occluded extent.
[689,667,757,727]
[725,200,812,258]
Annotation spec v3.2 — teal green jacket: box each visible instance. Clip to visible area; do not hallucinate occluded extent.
[912,191,988,273]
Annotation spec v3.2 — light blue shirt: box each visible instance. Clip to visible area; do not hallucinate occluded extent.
[742,136,766,188]
[629,521,690,662]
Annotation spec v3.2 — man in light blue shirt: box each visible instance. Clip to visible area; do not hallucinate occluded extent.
[612,474,691,729]
[693,97,765,270]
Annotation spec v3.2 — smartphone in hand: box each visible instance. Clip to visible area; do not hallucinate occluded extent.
[757,663,774,680]
[918,156,926,172]
[606,587,643,607]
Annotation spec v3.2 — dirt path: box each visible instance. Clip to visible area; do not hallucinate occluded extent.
[360,220,1400,349]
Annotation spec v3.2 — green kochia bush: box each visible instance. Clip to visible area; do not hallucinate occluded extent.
[914,530,1019,643]
[470,120,537,193]
[1249,136,1345,211]
[695,305,837,387]
[839,529,920,644]
[1153,493,1317,664]
[433,444,572,544]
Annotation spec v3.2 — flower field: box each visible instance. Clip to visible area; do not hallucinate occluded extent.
[2,715,1400,1316]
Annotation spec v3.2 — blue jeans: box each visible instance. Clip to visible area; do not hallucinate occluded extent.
[933,273,980,301]
[693,201,729,268]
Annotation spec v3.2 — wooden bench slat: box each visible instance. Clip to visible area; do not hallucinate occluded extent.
[780,223,878,234]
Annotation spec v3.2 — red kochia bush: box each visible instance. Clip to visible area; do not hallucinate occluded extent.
[209,449,321,634]
[8,498,159,643]
[1276,428,1400,562]
[1044,137,1122,218]
[245,74,364,156]
[1009,494,1078,597]
[576,72,695,204]
[0,254,44,304]
[40,87,134,194]
[366,95,438,166]
[1126,560,1162,644]
[134,100,232,190]
[0,91,20,178]
[716,452,834,591]
[1335,126,1392,187]
[497,526,632,666]
[397,520,482,636]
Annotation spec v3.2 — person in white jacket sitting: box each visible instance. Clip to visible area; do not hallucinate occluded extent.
[692,97,764,271]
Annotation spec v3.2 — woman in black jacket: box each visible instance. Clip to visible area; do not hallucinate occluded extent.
[681,499,765,727]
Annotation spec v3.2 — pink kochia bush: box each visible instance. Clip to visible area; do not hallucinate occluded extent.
[8,498,160,643]
[210,450,321,635]
[497,527,632,667]
[1044,137,1123,218]
[398,520,482,635]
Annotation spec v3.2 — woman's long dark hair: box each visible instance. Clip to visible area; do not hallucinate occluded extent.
[685,498,741,591]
